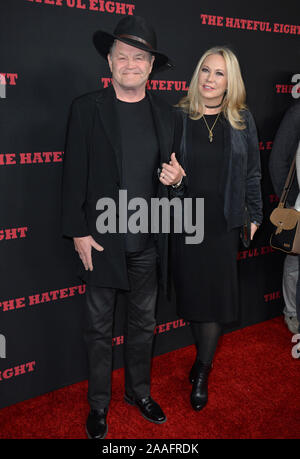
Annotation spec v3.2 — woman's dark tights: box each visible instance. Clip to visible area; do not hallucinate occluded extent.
[190,321,222,364]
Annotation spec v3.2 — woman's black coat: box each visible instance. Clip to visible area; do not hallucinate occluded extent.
[176,109,263,229]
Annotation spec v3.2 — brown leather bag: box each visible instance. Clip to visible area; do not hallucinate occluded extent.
[270,154,300,254]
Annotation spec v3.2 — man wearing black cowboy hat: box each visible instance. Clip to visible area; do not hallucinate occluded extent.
[61,16,184,439]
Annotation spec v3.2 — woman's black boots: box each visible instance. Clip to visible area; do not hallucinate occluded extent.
[190,360,212,411]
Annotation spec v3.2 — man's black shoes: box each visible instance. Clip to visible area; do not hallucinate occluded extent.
[124,394,167,424]
[86,396,166,438]
[86,408,108,439]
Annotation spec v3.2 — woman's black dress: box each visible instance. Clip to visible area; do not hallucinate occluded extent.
[172,114,240,324]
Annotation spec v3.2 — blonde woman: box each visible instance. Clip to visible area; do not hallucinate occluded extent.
[160,47,263,411]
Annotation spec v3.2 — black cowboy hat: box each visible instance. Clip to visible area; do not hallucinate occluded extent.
[93,15,173,71]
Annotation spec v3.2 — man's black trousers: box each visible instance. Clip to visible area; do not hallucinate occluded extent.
[83,246,158,410]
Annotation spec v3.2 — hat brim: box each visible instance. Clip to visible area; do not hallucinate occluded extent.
[93,30,173,72]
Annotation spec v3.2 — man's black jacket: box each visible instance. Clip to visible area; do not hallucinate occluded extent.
[61,85,176,292]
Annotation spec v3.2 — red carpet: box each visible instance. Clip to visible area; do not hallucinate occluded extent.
[0,316,299,439]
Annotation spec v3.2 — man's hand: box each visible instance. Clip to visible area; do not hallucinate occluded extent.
[73,235,104,271]
[159,152,186,186]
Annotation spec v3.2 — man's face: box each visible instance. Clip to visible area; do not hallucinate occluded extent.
[108,40,154,91]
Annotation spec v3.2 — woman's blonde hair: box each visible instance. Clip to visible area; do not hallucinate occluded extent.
[177,47,247,130]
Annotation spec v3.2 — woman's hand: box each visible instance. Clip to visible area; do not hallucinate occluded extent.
[159,152,186,186]
[250,222,259,240]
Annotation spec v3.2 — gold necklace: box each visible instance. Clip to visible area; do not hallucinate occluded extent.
[202,112,221,143]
